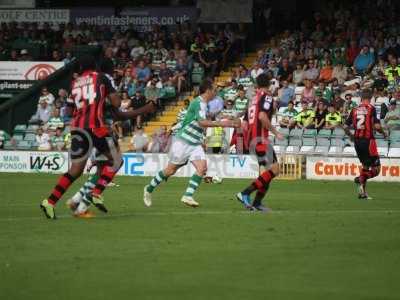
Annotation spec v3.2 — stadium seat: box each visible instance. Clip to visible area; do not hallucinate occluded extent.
[17,141,31,151]
[289,128,303,139]
[314,146,329,154]
[12,135,24,141]
[25,124,39,134]
[279,127,290,137]
[303,129,317,138]
[286,146,300,153]
[317,129,332,138]
[375,132,385,139]
[289,138,302,146]
[388,147,400,157]
[390,130,400,142]
[316,138,330,146]
[343,146,356,155]
[274,138,288,146]
[24,133,36,142]
[302,137,316,146]
[377,140,389,157]
[330,138,344,147]
[329,146,343,154]
[273,145,286,154]
[3,141,15,150]
[300,137,315,153]
[13,124,27,134]
[332,127,345,138]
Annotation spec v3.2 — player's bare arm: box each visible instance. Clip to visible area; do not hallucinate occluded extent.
[198,119,241,128]
[259,111,283,140]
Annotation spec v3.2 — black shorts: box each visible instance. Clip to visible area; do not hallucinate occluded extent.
[354,138,380,168]
[70,128,118,160]
[255,143,277,167]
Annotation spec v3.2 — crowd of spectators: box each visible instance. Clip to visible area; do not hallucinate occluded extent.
[0,20,248,151]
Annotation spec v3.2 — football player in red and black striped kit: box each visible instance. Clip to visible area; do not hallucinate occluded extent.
[344,89,387,199]
[40,56,154,219]
[236,73,284,211]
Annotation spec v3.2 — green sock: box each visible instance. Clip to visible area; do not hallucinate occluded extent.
[82,174,99,204]
[147,171,167,193]
[184,174,203,197]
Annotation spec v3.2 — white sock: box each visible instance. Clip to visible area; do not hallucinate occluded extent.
[76,201,88,214]
[71,192,83,204]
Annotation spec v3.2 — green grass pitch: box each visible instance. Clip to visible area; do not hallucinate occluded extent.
[0,173,399,300]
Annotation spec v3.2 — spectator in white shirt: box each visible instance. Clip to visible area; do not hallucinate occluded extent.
[129,126,149,152]
[30,99,52,125]
[39,86,55,106]
[250,61,264,81]
[36,127,51,151]
[130,42,145,60]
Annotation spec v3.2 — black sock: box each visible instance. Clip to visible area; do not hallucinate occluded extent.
[253,184,270,207]
[241,183,257,195]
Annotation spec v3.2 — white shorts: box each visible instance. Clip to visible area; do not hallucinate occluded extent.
[168,138,206,165]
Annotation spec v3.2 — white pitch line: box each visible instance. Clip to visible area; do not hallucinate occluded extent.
[1,209,400,222]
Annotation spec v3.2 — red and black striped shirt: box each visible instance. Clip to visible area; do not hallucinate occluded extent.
[345,103,379,140]
[69,71,115,130]
[246,89,274,146]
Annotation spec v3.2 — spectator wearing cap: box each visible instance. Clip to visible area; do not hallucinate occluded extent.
[199,42,219,78]
[384,100,400,130]
[325,104,342,129]
[293,101,315,129]
[30,99,51,125]
[353,45,374,75]
[277,79,295,107]
[280,101,298,128]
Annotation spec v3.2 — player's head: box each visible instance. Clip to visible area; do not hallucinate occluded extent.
[77,55,96,74]
[256,73,270,89]
[361,88,372,103]
[199,78,216,101]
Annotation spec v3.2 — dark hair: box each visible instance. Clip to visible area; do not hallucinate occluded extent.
[256,73,270,88]
[199,78,214,94]
[99,58,114,75]
[78,55,96,73]
[361,88,372,100]
[288,101,294,106]
[237,84,244,91]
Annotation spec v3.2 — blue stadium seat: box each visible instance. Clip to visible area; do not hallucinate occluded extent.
[317,129,332,138]
[14,124,27,134]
